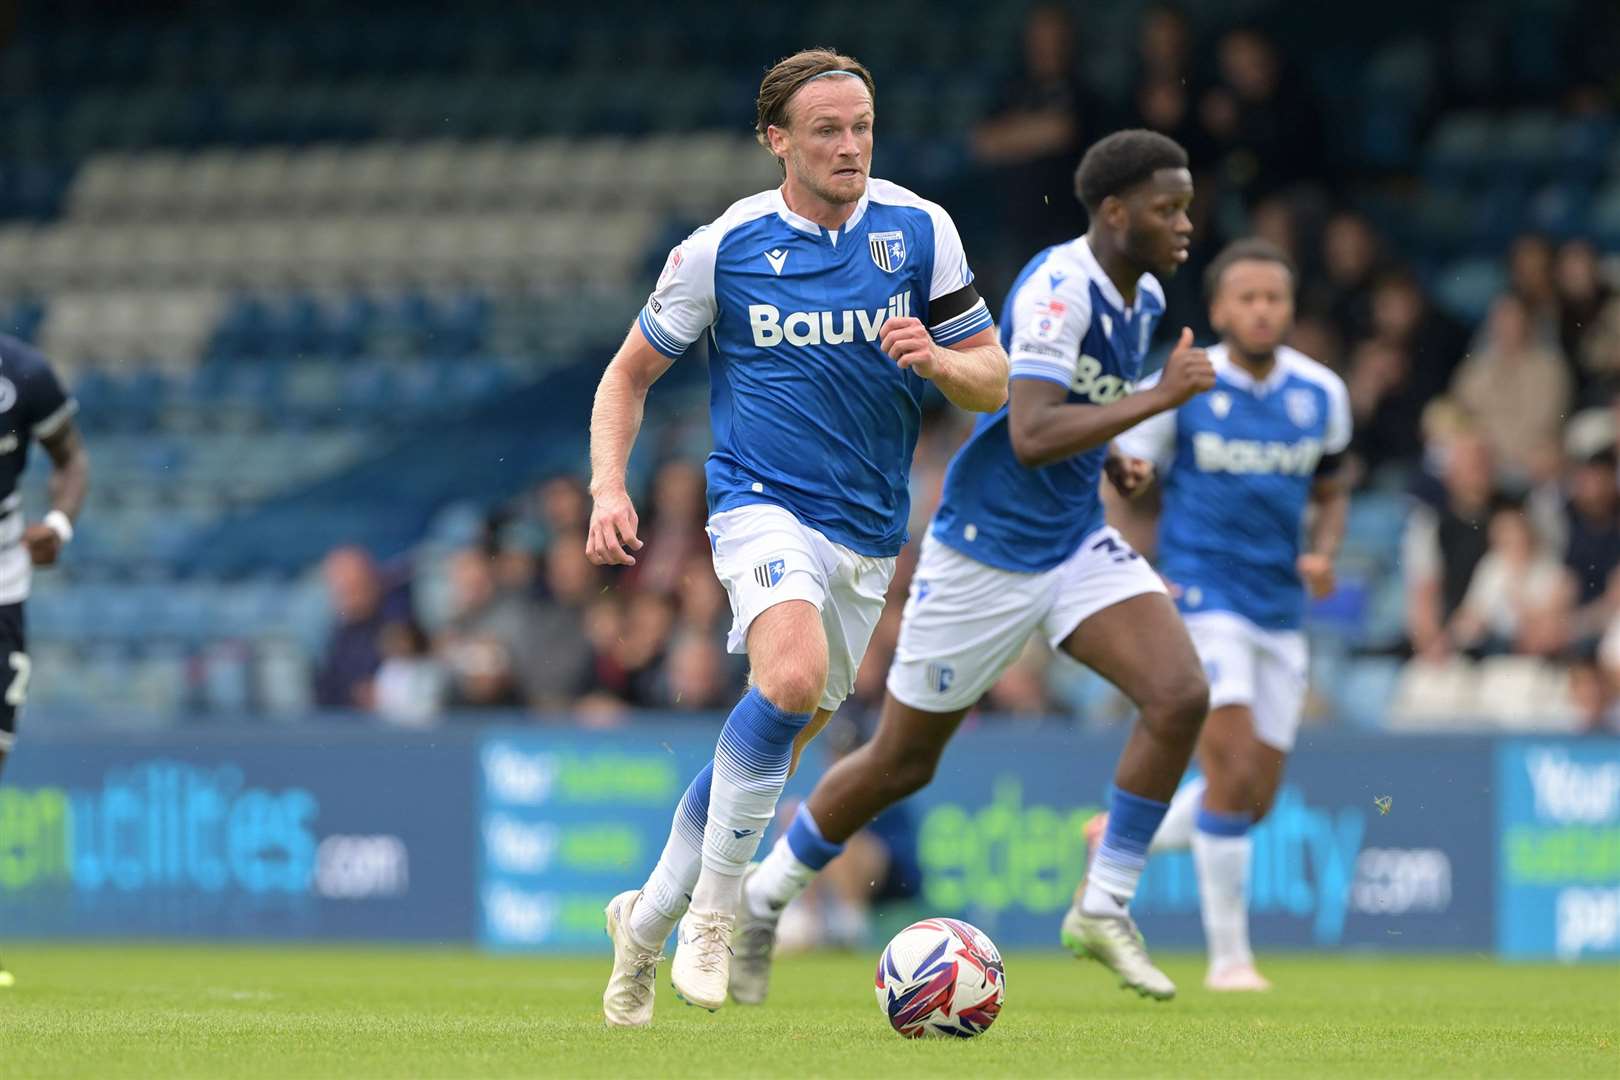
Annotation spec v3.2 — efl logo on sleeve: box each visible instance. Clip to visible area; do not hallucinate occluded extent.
[1031,298,1066,342]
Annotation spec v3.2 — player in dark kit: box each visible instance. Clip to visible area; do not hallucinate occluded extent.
[0,332,90,987]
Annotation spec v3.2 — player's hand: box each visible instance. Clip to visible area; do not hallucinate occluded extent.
[24,523,62,566]
[1104,453,1156,498]
[1297,553,1335,599]
[880,317,942,378]
[586,487,643,567]
[1152,328,1215,408]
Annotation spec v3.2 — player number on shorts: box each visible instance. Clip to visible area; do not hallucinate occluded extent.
[1091,536,1140,564]
[6,652,31,707]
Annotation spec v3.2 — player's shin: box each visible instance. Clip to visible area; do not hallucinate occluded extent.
[1193,807,1256,974]
[1149,775,1207,853]
[691,688,811,914]
[1082,787,1171,916]
[627,762,712,950]
[748,803,844,917]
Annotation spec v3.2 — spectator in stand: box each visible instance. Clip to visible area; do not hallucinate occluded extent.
[972,4,1101,281]
[1450,293,1571,484]
[1196,28,1324,205]
[531,533,598,711]
[1405,431,1497,659]
[627,459,708,595]
[373,619,448,727]
[1345,337,1422,476]
[1553,239,1616,405]
[1130,8,1207,160]
[438,548,536,709]
[1561,443,1620,649]
[1306,211,1383,342]
[1367,269,1469,406]
[314,546,392,710]
[660,631,735,712]
[1506,233,1561,339]
[612,590,678,708]
[536,473,590,538]
[1443,502,1569,658]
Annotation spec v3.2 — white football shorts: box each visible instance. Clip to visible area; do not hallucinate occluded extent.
[887,525,1166,713]
[1183,610,1308,751]
[706,503,896,713]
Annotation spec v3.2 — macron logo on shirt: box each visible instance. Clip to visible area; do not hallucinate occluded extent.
[749,292,912,347]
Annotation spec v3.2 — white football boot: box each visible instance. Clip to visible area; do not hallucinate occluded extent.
[602,891,664,1027]
[729,864,780,1005]
[1061,902,1177,1001]
[1205,963,1272,992]
[671,907,735,1012]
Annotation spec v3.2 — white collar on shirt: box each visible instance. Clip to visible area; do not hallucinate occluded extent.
[1212,343,1292,395]
[772,185,870,241]
[1072,236,1138,315]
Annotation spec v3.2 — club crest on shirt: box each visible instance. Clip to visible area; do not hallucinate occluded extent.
[1285,388,1318,428]
[869,230,907,273]
[1209,391,1232,419]
[1031,298,1066,342]
[0,377,16,414]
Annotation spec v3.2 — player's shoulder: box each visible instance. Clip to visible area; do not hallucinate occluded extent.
[1012,241,1095,304]
[1278,345,1348,398]
[865,177,943,215]
[684,189,784,255]
[865,177,956,234]
[0,332,53,376]
[1136,273,1166,312]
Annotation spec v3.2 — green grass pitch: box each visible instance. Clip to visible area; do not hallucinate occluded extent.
[0,945,1614,1078]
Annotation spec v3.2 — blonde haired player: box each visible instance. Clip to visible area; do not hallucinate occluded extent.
[590,48,1007,1024]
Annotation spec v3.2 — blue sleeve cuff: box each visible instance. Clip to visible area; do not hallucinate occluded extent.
[637,307,689,359]
[1009,361,1073,387]
[929,300,994,347]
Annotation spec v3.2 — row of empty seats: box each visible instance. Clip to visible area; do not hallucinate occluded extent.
[3,210,658,294]
[66,136,782,222]
[1387,657,1583,731]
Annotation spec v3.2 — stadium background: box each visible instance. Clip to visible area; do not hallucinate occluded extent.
[0,0,1615,963]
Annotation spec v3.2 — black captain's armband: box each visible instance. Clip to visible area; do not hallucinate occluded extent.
[1315,450,1347,478]
[927,284,984,332]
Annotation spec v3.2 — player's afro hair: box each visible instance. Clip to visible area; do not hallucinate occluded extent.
[1074,129,1189,215]
[1204,237,1297,298]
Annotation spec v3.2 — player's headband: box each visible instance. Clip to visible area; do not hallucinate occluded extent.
[802,69,861,86]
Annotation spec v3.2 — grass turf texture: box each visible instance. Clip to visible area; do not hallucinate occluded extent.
[1,946,1615,1078]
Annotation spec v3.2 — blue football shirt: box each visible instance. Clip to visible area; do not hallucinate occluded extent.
[1114,344,1352,630]
[931,236,1164,572]
[638,180,992,557]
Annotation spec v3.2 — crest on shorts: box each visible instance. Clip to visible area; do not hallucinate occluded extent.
[926,662,955,695]
[752,557,786,589]
[869,230,906,273]
[1285,388,1318,428]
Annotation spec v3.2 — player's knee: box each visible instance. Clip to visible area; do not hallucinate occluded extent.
[879,753,938,802]
[1214,762,1267,819]
[1142,665,1209,740]
[862,734,942,800]
[754,656,827,715]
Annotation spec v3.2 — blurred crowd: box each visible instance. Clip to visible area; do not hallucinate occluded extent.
[312,6,1620,731]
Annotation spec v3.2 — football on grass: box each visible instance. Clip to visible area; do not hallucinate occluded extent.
[874,918,1005,1039]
